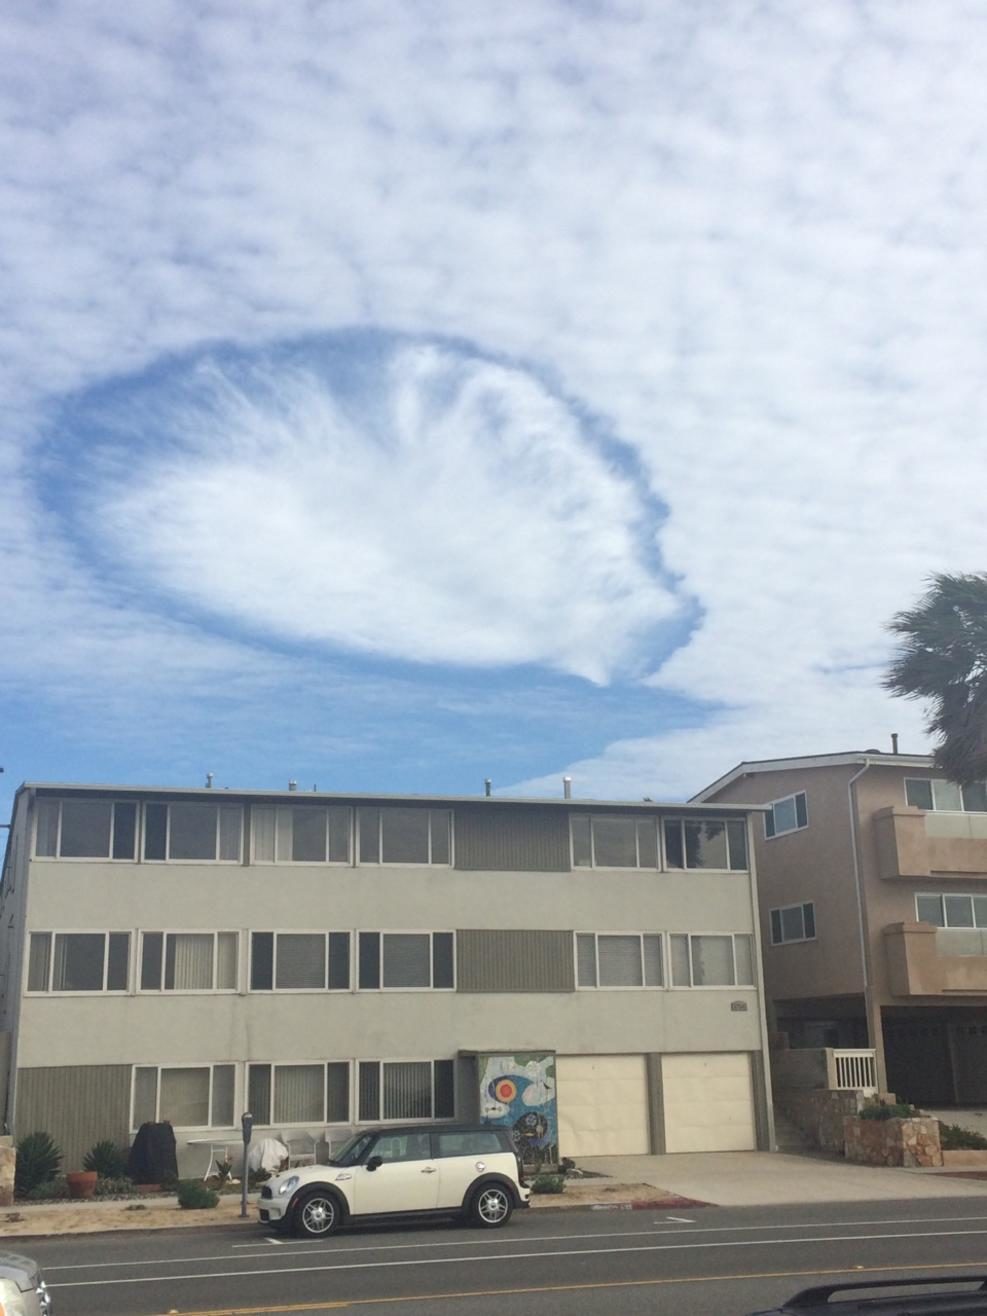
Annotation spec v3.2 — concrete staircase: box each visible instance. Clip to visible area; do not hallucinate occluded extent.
[773,1107,813,1152]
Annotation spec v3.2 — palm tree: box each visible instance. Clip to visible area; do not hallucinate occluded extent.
[884,572,987,785]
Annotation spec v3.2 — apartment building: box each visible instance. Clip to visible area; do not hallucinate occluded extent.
[0,783,773,1172]
[695,750,987,1107]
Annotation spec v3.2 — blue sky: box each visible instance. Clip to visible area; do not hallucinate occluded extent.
[3,1,987,818]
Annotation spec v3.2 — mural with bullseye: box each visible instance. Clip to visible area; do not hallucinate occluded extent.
[478,1051,558,1168]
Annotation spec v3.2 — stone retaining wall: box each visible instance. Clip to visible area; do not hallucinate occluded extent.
[0,1138,14,1208]
[844,1116,942,1167]
[775,1088,864,1153]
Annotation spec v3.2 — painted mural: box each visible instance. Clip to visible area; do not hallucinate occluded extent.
[478,1052,558,1168]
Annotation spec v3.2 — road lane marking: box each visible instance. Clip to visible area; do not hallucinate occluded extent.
[150,1258,987,1316]
[43,1213,987,1274]
[665,1215,693,1223]
[48,1227,987,1289]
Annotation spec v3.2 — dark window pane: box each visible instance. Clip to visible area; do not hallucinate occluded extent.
[772,797,798,834]
[292,808,326,862]
[144,803,167,860]
[945,895,975,928]
[430,811,451,864]
[438,1130,502,1156]
[764,810,776,839]
[381,808,429,863]
[212,1064,235,1126]
[780,906,804,942]
[684,820,728,869]
[107,933,129,990]
[727,820,748,870]
[169,804,218,860]
[637,821,658,868]
[276,934,326,989]
[795,793,808,828]
[328,807,350,862]
[383,1061,431,1118]
[53,933,105,990]
[803,903,816,938]
[359,931,380,989]
[576,933,596,986]
[141,933,164,990]
[328,932,350,989]
[382,933,430,987]
[250,932,274,990]
[432,932,454,988]
[663,820,684,868]
[358,808,380,863]
[27,932,51,991]
[218,807,242,861]
[60,801,112,857]
[592,817,638,867]
[963,782,987,812]
[770,910,783,944]
[916,894,943,926]
[112,802,137,859]
[433,1059,455,1119]
[248,1065,272,1125]
[571,815,591,867]
[358,1061,380,1121]
[327,1062,350,1122]
[906,779,934,810]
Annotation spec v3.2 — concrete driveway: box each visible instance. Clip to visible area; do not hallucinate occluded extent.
[576,1150,987,1207]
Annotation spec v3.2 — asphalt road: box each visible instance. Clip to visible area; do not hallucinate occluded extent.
[28,1198,987,1316]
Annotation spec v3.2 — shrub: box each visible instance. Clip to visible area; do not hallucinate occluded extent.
[859,1101,919,1121]
[531,1174,566,1194]
[25,1176,70,1202]
[248,1168,270,1188]
[15,1131,63,1198]
[940,1122,987,1150]
[83,1139,129,1179]
[95,1176,138,1198]
[177,1179,220,1210]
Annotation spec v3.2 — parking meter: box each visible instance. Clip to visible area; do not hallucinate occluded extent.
[240,1112,253,1219]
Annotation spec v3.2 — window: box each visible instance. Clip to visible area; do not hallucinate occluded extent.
[143,802,243,862]
[916,893,987,929]
[248,1061,350,1126]
[140,932,238,991]
[358,931,455,989]
[436,1130,505,1157]
[570,816,659,868]
[357,1059,455,1121]
[764,792,808,839]
[250,932,350,991]
[132,1063,235,1129]
[251,805,351,863]
[669,933,755,987]
[770,903,816,945]
[575,933,663,987]
[372,1131,433,1162]
[906,778,987,813]
[34,799,138,860]
[357,808,451,864]
[27,931,129,992]
[663,819,748,870]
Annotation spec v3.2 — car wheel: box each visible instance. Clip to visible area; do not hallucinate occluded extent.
[469,1182,513,1228]
[293,1189,341,1238]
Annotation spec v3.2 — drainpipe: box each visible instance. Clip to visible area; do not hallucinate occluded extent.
[744,811,776,1151]
[847,760,887,1093]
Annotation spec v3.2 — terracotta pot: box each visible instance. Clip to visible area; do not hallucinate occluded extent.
[135,1183,162,1194]
[66,1170,98,1200]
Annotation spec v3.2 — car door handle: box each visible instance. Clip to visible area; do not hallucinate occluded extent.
[420,1166,437,1174]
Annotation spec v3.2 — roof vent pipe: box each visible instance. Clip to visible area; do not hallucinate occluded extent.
[288,779,297,792]
[205,772,214,789]
[891,733,899,755]
[484,778,492,797]
[563,776,572,799]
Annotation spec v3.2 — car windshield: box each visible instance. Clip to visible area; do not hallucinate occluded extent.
[329,1132,376,1167]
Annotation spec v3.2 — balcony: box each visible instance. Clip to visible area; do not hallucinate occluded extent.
[883,921,987,996]
[772,1046,877,1094]
[874,807,987,880]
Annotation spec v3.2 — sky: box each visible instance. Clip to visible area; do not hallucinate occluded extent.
[3,0,987,817]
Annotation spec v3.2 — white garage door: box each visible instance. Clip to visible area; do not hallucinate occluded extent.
[661,1052,756,1153]
[556,1054,651,1157]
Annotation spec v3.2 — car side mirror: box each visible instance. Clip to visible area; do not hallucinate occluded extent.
[365,1155,383,1172]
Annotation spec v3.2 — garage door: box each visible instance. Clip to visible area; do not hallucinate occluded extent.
[661,1053,756,1153]
[556,1055,650,1157]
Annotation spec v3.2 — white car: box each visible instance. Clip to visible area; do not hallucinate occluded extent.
[0,1252,52,1316]
[259,1124,531,1237]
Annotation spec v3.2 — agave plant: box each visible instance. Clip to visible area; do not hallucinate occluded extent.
[15,1130,62,1198]
[83,1139,128,1179]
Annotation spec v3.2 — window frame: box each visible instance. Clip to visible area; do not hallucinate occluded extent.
[769,902,816,946]
[356,808,454,867]
[142,801,244,865]
[130,1062,237,1132]
[355,1058,456,1124]
[569,815,661,870]
[764,792,809,840]
[573,931,665,990]
[905,777,987,813]
[668,932,756,989]
[25,929,131,995]
[247,1059,352,1128]
[248,929,351,993]
[250,805,353,865]
[138,930,240,994]
[33,798,138,862]
[357,929,456,992]
[661,818,749,871]
[915,893,987,929]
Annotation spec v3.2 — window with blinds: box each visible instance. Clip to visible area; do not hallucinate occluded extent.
[132,1063,235,1129]
[34,798,138,860]
[247,1061,350,1126]
[663,819,748,870]
[139,932,238,991]
[575,933,663,987]
[143,802,243,862]
[27,931,129,992]
[249,931,350,991]
[357,808,452,865]
[358,931,455,990]
[669,933,755,987]
[357,1059,455,1121]
[251,805,352,863]
[570,815,660,868]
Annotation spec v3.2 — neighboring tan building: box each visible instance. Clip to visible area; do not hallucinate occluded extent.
[694,750,987,1107]
[0,782,773,1172]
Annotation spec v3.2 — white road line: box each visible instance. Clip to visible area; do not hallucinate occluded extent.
[43,1214,987,1274]
[665,1216,694,1223]
[48,1227,987,1289]
[266,1237,285,1246]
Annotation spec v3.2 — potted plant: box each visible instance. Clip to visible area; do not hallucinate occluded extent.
[65,1169,98,1199]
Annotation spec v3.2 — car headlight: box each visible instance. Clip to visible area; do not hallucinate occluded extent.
[278,1175,300,1197]
[0,1275,32,1316]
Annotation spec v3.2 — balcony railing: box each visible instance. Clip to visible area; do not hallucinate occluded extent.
[833,1049,878,1094]
[884,921,987,996]
[772,1046,877,1094]
[875,806,987,879]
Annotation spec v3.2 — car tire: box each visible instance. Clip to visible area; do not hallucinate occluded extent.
[469,1182,514,1228]
[293,1189,342,1238]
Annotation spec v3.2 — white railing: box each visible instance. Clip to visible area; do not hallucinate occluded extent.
[833,1049,878,1094]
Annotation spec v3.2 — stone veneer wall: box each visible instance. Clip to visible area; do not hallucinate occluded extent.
[775,1089,864,1153]
[844,1116,942,1168]
[0,1137,14,1207]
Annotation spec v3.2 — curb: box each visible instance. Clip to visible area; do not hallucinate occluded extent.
[533,1195,710,1213]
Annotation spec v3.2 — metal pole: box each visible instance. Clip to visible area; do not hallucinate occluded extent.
[240,1111,253,1219]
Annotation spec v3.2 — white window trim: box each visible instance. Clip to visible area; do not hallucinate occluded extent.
[769,902,816,946]
[667,931,755,989]
[137,930,240,994]
[573,931,664,990]
[569,815,660,871]
[24,929,132,996]
[247,1059,352,1129]
[129,1062,238,1133]
[905,777,987,814]
[661,818,748,872]
[251,805,354,866]
[357,929,457,992]
[764,792,809,840]
[142,802,244,865]
[356,808,454,867]
[248,929,351,994]
[915,892,987,929]
[33,799,138,862]
[356,1057,456,1124]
